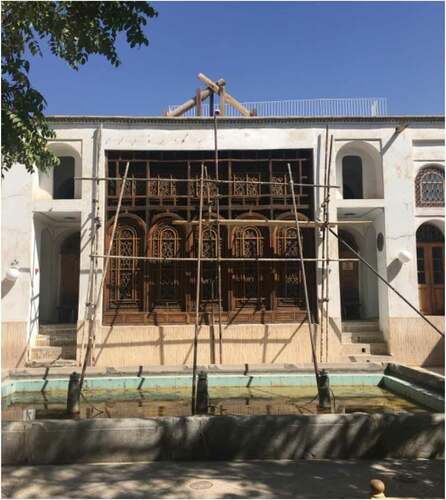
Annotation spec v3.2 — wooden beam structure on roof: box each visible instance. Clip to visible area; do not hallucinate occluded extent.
[166,78,225,117]
[166,73,255,117]
[198,73,253,116]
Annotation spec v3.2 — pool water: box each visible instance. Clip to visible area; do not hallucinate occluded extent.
[1,384,428,420]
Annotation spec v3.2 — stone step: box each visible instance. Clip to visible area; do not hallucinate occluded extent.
[343,354,393,364]
[341,331,385,343]
[39,324,77,335]
[26,359,77,368]
[341,321,380,333]
[30,346,63,361]
[36,332,76,347]
[342,342,389,356]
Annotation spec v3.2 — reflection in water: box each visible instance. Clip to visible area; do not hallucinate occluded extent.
[2,384,428,421]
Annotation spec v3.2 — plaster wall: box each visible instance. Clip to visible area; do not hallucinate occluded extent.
[80,320,344,368]
[2,119,444,369]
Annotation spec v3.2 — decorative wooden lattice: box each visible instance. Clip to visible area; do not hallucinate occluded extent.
[152,224,182,303]
[276,227,302,306]
[233,174,261,197]
[109,223,142,308]
[415,167,444,207]
[148,176,177,197]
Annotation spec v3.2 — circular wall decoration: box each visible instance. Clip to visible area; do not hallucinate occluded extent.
[377,233,384,251]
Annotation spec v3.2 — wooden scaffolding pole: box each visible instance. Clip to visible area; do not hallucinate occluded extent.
[287,164,320,383]
[319,128,333,362]
[79,127,102,366]
[213,112,224,364]
[80,161,130,390]
[191,164,205,414]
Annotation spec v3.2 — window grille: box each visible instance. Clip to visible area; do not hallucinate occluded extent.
[415,167,444,207]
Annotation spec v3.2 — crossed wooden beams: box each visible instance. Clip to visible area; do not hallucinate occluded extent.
[166,73,256,117]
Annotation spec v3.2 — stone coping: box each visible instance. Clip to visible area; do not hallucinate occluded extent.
[3,362,388,381]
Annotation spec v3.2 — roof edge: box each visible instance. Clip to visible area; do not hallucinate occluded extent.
[46,114,445,124]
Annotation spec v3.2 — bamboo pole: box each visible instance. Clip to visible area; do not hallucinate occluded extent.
[191,164,205,415]
[80,161,130,390]
[288,164,320,383]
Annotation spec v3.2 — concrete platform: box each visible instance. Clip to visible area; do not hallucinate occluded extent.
[2,459,444,498]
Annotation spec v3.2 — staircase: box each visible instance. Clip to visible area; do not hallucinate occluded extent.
[341,320,392,363]
[28,324,77,367]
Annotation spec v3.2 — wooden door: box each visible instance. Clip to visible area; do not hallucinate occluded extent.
[417,243,445,315]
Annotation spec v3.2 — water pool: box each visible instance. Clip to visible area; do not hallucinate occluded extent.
[2,371,442,420]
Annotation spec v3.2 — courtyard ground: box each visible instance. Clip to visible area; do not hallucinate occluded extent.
[2,459,444,499]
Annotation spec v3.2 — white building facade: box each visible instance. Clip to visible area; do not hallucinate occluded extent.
[1,115,444,369]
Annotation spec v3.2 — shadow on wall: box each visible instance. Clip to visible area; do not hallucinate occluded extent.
[92,320,309,367]
[422,337,445,368]
[387,258,403,283]
[1,278,14,298]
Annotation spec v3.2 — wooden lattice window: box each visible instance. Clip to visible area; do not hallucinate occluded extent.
[276,227,302,307]
[233,173,261,196]
[233,226,265,305]
[415,167,444,207]
[193,177,218,198]
[148,175,177,197]
[151,224,182,304]
[108,222,143,309]
[271,175,288,196]
[196,229,219,301]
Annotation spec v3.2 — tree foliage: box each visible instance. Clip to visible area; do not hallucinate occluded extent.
[1,1,157,174]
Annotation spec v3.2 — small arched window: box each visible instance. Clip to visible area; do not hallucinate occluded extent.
[342,155,363,199]
[234,226,263,257]
[416,223,444,243]
[277,227,299,257]
[152,225,181,258]
[415,167,444,207]
[53,156,75,199]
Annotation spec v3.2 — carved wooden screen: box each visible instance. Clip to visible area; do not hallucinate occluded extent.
[151,224,182,306]
[415,167,444,207]
[233,226,265,307]
[108,221,143,309]
[276,227,302,307]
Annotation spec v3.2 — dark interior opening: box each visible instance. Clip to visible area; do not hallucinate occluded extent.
[53,157,75,199]
[342,155,363,199]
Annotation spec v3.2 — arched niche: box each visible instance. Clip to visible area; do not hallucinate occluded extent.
[38,142,82,199]
[336,141,383,199]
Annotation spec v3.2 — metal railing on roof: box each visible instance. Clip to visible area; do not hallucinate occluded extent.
[168,97,388,117]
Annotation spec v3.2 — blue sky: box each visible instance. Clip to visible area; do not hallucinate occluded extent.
[29,1,444,116]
